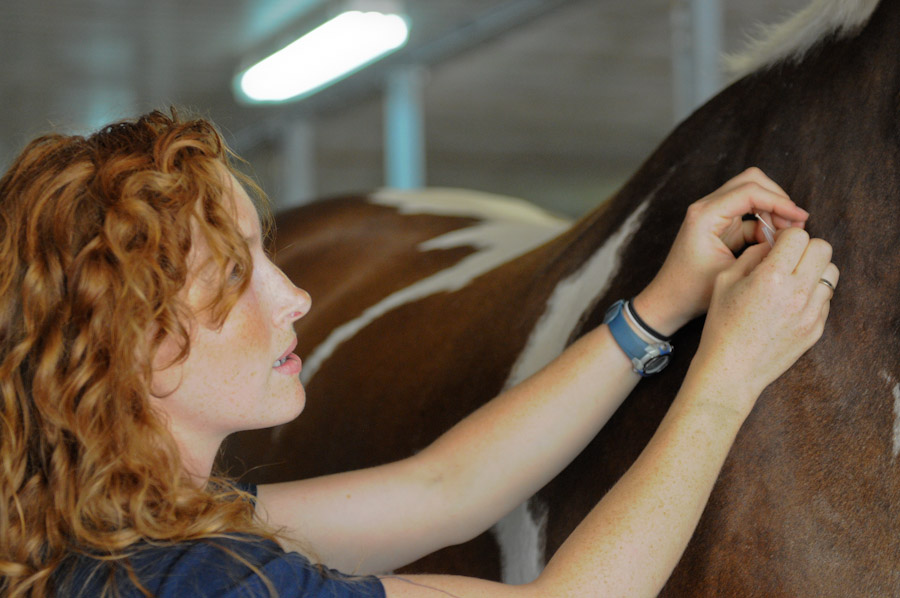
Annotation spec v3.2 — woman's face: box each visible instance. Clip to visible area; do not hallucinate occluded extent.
[150,175,311,468]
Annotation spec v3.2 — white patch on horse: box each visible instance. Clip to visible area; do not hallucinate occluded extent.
[492,200,650,585]
[879,371,900,460]
[725,0,879,76]
[371,187,570,228]
[492,501,549,587]
[299,189,570,385]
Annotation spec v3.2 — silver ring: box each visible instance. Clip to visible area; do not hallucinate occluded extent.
[818,278,836,292]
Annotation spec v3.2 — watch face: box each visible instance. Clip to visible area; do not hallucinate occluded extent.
[643,354,671,374]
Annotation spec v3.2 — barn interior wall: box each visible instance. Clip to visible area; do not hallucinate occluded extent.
[1,0,809,220]
[240,0,807,219]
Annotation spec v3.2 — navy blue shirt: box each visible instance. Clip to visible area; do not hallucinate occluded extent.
[56,484,386,598]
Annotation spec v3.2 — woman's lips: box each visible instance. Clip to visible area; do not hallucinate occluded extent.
[274,337,298,362]
[274,352,302,375]
[273,337,301,374]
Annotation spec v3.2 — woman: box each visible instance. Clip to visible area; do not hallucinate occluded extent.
[0,110,837,597]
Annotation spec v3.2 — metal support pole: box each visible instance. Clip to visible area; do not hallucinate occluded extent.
[671,1,694,124]
[384,66,426,189]
[671,0,723,124]
[692,0,723,104]
[0,139,8,173]
[280,119,316,208]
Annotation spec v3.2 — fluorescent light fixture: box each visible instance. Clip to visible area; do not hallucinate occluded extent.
[238,9,409,103]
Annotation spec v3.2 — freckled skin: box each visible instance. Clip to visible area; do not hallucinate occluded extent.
[150,175,311,479]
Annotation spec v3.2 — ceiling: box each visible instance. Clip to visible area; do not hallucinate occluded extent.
[1,0,807,217]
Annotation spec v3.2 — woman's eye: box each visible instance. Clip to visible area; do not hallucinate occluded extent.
[229,262,244,280]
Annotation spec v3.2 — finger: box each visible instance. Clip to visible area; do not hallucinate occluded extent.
[738,219,759,247]
[721,218,759,251]
[724,167,790,198]
[737,218,775,248]
[767,227,811,271]
[773,203,810,227]
[812,262,839,300]
[726,213,785,252]
[743,167,790,198]
[821,296,831,322]
[822,262,840,288]
[747,205,808,234]
[793,238,834,287]
[711,183,809,229]
[771,213,791,229]
[771,213,808,230]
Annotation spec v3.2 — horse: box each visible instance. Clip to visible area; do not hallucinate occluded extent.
[222,0,900,594]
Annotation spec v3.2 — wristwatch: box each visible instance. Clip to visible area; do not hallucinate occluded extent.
[603,299,673,376]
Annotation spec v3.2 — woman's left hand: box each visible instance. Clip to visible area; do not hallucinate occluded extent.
[633,167,810,336]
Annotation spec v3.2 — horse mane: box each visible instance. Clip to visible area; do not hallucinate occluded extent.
[724,0,880,76]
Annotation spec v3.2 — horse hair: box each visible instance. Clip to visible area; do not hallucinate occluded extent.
[724,0,880,76]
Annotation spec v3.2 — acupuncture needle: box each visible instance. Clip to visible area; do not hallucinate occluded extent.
[754,212,776,247]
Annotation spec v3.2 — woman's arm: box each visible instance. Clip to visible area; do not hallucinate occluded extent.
[381,226,838,597]
[258,320,642,573]
[378,377,758,598]
[256,168,816,574]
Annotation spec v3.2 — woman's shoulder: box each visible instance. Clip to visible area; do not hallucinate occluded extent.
[58,534,385,598]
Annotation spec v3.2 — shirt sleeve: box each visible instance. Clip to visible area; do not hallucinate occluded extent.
[149,536,386,598]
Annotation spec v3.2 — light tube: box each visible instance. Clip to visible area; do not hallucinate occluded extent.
[238,10,409,103]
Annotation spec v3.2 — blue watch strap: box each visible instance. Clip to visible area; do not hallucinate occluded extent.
[607,303,654,359]
[604,299,673,376]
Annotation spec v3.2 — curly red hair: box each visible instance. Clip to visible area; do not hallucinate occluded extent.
[0,109,278,597]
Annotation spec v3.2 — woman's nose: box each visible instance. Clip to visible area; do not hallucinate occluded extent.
[273,268,312,327]
[280,285,311,327]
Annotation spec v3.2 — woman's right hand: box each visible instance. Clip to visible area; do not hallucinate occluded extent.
[689,226,838,418]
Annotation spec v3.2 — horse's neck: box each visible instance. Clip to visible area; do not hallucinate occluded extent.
[549,0,900,346]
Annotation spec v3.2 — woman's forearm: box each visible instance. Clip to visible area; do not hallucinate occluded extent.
[417,323,643,544]
[532,365,753,598]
